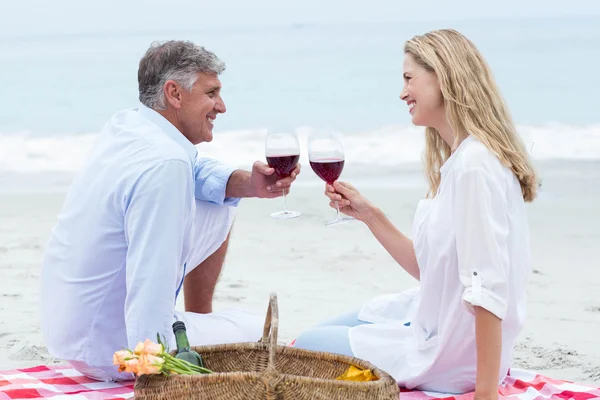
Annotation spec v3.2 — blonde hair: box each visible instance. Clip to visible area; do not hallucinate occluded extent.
[404,29,537,202]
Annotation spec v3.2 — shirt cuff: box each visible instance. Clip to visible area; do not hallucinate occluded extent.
[462,287,507,320]
[194,165,240,206]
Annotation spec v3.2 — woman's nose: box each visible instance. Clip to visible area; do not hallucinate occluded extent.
[399,86,408,101]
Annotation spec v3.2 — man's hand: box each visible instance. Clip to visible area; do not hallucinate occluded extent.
[225,161,301,199]
[249,161,301,198]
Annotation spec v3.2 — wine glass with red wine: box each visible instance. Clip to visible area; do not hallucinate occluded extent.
[265,131,301,219]
[308,132,354,226]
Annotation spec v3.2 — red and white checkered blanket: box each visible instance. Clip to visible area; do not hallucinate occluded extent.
[401,369,600,400]
[0,366,132,400]
[1,365,598,399]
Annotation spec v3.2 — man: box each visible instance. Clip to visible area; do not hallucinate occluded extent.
[39,40,300,381]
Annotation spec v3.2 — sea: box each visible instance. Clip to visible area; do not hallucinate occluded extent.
[1,15,599,189]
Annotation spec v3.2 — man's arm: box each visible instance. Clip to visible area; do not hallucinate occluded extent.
[124,160,192,350]
[195,158,301,201]
[194,158,240,206]
[225,161,301,199]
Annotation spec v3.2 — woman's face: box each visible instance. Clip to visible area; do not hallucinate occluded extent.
[400,53,445,128]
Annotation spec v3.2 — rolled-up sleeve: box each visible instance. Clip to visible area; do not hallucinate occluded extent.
[454,167,510,320]
[123,160,193,349]
[194,158,240,206]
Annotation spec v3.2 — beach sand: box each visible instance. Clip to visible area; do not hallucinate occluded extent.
[0,160,599,385]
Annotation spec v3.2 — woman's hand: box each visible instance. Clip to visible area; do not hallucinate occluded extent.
[325,181,376,222]
[327,180,421,280]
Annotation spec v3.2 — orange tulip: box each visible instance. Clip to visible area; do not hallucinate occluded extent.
[112,336,211,376]
[133,339,163,356]
[141,339,164,356]
[137,354,165,376]
[133,341,145,355]
[113,350,133,366]
[124,357,140,374]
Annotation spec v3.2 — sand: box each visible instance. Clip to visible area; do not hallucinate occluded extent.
[0,160,599,385]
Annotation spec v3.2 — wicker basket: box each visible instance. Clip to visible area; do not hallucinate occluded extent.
[134,293,399,399]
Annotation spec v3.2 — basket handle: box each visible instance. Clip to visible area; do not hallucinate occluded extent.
[260,292,279,369]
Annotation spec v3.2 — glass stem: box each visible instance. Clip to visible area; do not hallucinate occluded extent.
[282,188,288,213]
[335,201,341,220]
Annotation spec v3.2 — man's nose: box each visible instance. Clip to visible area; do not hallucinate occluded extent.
[215,96,226,114]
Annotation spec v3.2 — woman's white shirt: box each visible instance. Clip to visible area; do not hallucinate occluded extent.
[349,135,531,393]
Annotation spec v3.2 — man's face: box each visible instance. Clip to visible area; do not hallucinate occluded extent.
[178,72,226,144]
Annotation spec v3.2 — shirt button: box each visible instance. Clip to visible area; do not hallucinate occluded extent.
[473,272,478,276]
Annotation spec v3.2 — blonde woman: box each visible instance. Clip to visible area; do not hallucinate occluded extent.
[294,29,537,398]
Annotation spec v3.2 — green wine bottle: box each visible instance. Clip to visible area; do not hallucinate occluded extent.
[172,321,205,368]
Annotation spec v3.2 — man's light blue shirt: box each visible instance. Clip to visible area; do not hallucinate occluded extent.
[137,106,240,207]
[40,105,238,372]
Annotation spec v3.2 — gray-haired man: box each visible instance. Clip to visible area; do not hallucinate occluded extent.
[39,41,300,381]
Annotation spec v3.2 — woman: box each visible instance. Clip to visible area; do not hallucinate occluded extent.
[294,29,537,398]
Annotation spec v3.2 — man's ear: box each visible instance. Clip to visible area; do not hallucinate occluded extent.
[164,80,182,109]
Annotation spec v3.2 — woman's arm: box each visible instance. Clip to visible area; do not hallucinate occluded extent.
[326,181,420,280]
[474,306,502,400]
[364,207,420,280]
[453,165,511,400]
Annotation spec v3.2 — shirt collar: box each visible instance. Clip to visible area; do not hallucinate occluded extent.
[137,104,198,164]
[440,134,473,175]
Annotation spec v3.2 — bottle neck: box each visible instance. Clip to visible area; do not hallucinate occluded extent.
[174,328,190,350]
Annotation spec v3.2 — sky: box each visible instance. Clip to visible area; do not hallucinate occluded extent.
[1,0,600,36]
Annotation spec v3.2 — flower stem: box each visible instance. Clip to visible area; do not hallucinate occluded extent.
[163,354,213,374]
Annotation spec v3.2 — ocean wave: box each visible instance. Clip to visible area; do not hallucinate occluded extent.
[1,124,599,173]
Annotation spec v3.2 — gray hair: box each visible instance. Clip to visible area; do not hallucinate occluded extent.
[138,40,226,110]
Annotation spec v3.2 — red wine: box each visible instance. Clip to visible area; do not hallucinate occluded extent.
[266,154,300,177]
[310,159,345,184]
